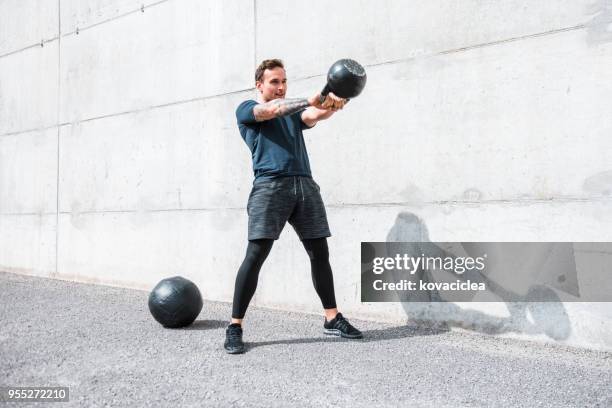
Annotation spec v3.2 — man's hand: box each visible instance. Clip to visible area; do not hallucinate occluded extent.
[308,92,326,109]
[321,92,347,111]
[301,91,349,127]
[307,91,347,110]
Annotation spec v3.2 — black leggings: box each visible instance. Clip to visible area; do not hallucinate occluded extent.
[231,237,337,319]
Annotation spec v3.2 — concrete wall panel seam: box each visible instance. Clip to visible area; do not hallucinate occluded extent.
[56,0,62,277]
[59,0,172,37]
[0,38,59,60]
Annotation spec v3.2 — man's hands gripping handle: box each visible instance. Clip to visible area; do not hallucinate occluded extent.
[309,86,347,111]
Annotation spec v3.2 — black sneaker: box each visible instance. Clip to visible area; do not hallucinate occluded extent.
[224,323,245,354]
[323,313,363,339]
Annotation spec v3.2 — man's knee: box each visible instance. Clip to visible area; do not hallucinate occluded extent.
[246,239,274,261]
[302,237,329,261]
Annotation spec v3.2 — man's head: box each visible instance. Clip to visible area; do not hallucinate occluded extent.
[255,59,286,102]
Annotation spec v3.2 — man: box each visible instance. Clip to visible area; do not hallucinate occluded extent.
[224,59,363,354]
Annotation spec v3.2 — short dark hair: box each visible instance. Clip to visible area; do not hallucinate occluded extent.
[255,59,284,83]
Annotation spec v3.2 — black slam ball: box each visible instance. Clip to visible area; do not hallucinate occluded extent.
[148,276,203,328]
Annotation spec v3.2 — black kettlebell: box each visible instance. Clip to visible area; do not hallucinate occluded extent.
[320,59,367,103]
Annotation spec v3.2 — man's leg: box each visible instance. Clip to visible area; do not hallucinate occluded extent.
[289,177,362,338]
[231,238,274,324]
[301,237,338,321]
[225,239,274,354]
[237,177,295,322]
[301,236,363,339]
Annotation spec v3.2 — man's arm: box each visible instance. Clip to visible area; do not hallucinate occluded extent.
[300,93,348,127]
[300,106,336,128]
[253,94,322,122]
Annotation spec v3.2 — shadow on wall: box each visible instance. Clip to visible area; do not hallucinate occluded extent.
[384,212,572,341]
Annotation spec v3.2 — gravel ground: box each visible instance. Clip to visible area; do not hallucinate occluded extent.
[1,271,610,407]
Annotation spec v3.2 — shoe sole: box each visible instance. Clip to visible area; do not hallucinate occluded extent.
[224,346,245,354]
[323,328,363,339]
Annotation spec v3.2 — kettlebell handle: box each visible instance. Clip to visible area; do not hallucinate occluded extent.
[319,84,330,104]
[318,83,351,105]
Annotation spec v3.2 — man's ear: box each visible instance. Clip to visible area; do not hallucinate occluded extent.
[255,81,262,93]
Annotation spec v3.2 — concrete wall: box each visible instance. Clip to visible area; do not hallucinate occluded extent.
[1,0,611,350]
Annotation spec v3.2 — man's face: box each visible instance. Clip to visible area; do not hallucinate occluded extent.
[256,67,287,101]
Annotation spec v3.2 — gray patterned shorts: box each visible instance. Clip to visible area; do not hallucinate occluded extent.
[247,176,332,241]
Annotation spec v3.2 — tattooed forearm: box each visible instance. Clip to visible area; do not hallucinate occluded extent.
[253,98,310,121]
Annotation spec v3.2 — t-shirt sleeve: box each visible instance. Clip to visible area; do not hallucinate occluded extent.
[236,100,258,125]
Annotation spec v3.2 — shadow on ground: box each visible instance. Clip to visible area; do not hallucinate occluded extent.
[182,319,228,330]
[247,323,449,350]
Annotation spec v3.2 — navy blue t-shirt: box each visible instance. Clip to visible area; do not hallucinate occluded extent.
[236,99,314,180]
